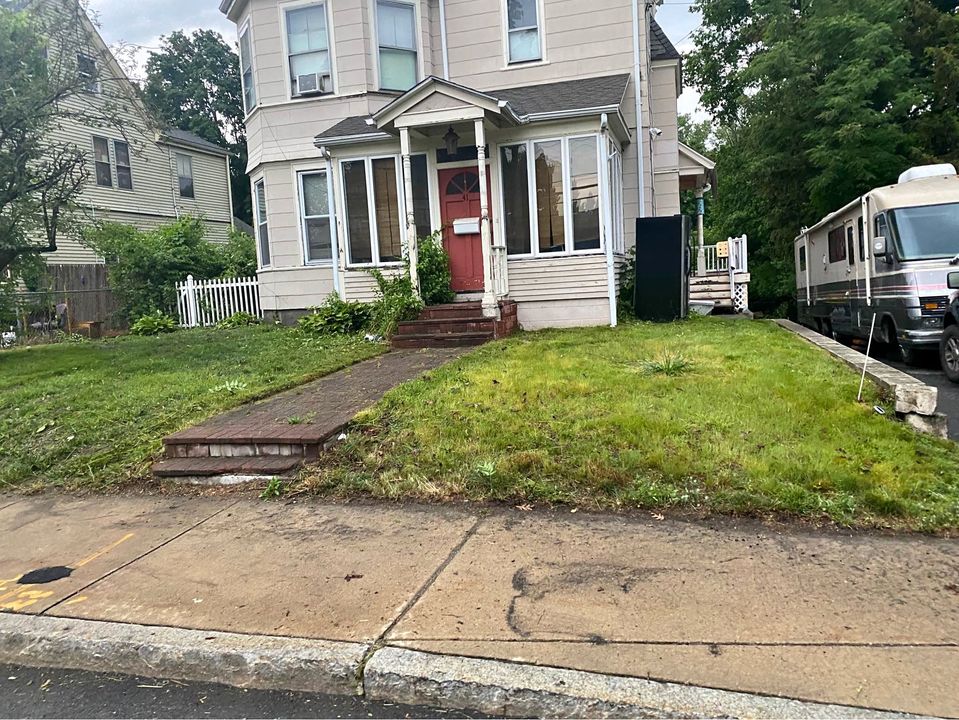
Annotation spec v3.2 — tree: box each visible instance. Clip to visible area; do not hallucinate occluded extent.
[685,0,959,314]
[143,30,252,225]
[0,1,145,275]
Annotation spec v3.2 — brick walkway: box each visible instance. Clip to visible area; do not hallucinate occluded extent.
[154,348,465,478]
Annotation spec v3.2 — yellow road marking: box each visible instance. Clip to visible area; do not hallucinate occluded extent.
[75,533,135,568]
[63,596,88,606]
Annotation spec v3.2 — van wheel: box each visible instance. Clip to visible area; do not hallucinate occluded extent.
[941,325,959,383]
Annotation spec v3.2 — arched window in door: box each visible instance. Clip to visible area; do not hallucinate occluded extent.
[445,171,480,197]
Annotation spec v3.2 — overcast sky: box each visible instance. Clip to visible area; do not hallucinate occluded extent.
[87,0,704,117]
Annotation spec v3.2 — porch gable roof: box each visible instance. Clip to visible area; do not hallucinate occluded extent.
[315,74,632,149]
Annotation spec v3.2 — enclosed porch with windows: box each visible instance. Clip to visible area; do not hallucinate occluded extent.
[312,74,634,334]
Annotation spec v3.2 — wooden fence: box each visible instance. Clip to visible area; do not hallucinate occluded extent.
[13,264,123,332]
[175,275,261,328]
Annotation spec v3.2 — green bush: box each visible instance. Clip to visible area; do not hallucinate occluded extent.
[130,311,178,336]
[220,229,258,278]
[417,232,455,306]
[617,245,637,319]
[368,268,423,337]
[216,311,261,329]
[298,295,372,335]
[84,217,258,321]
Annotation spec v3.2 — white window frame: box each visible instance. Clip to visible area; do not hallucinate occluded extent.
[91,136,112,188]
[374,0,420,92]
[238,19,258,116]
[296,168,335,266]
[77,52,100,93]
[281,0,335,100]
[339,154,407,268]
[175,154,195,199]
[497,133,605,258]
[113,139,133,191]
[502,0,545,66]
[253,178,271,269]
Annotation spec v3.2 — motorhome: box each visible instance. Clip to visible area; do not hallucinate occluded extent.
[794,164,959,364]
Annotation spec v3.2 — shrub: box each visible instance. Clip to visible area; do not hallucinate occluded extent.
[367,268,423,337]
[216,312,261,329]
[130,311,178,336]
[417,232,455,306]
[617,245,637,319]
[220,229,258,278]
[298,295,372,335]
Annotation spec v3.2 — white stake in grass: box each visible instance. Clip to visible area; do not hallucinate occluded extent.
[858,313,878,403]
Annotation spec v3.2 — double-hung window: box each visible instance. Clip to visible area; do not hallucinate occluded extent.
[176,154,194,199]
[114,140,132,190]
[254,180,271,268]
[298,171,333,263]
[286,4,333,96]
[505,0,541,64]
[92,136,112,187]
[377,0,417,91]
[341,156,405,265]
[499,134,603,256]
[239,25,257,113]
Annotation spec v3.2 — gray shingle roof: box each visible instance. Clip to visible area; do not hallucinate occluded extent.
[314,73,631,144]
[649,18,681,61]
[160,128,229,156]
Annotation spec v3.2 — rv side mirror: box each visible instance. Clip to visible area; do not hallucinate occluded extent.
[873,235,889,259]
[948,272,959,290]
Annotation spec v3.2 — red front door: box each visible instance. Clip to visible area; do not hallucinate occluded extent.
[438,168,491,292]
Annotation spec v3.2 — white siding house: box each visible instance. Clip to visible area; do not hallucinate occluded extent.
[221,0,712,328]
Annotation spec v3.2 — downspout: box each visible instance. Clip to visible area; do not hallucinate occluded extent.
[224,153,235,230]
[439,0,450,80]
[318,145,342,298]
[631,0,646,218]
[601,114,618,327]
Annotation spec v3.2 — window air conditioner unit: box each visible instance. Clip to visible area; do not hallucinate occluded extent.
[296,73,331,95]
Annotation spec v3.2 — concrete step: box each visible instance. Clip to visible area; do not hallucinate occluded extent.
[153,456,302,478]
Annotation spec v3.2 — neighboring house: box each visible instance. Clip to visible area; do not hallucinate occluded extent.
[220,0,714,328]
[9,0,235,269]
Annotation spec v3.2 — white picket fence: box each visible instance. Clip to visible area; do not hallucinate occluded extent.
[175,274,261,328]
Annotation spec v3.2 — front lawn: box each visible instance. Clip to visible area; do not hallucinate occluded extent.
[300,318,959,531]
[0,327,384,490]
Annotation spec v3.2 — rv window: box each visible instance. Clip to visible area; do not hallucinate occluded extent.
[828,227,846,263]
[858,217,865,259]
[846,227,855,266]
[889,202,959,260]
[799,246,807,272]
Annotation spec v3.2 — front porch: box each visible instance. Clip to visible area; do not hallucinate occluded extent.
[313,75,634,330]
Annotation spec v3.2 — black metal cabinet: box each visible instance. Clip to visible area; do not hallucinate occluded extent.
[633,215,691,322]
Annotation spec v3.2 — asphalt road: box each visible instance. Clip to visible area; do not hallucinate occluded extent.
[879,346,959,440]
[0,665,493,719]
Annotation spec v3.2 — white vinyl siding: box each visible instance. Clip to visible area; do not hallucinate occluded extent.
[239,24,257,113]
[377,0,417,91]
[298,170,333,263]
[254,179,271,268]
[504,0,541,63]
[286,3,333,96]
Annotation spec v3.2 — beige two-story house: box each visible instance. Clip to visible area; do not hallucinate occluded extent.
[220,0,711,328]
[10,0,236,270]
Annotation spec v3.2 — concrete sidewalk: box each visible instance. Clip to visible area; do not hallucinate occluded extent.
[0,494,956,717]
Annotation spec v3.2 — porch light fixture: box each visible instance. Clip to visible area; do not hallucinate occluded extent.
[443,125,460,156]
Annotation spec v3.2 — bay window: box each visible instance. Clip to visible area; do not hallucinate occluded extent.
[254,179,270,268]
[500,134,605,256]
[298,171,333,263]
[505,0,541,64]
[286,4,333,97]
[342,156,406,265]
[239,25,257,113]
[377,0,418,91]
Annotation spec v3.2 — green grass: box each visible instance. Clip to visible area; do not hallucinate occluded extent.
[0,326,384,490]
[299,318,959,531]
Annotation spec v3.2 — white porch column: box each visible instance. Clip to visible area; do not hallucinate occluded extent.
[475,118,496,317]
[399,127,420,296]
[695,188,706,277]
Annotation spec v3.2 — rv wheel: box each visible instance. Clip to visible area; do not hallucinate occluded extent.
[882,318,918,365]
[941,325,959,383]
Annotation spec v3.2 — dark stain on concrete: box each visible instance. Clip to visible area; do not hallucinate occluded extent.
[18,566,73,584]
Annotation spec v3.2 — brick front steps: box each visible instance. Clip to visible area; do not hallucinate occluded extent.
[392,300,518,349]
[152,348,465,481]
